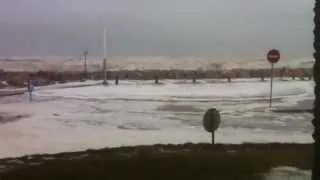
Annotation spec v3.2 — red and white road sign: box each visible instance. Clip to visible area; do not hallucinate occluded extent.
[267,49,280,64]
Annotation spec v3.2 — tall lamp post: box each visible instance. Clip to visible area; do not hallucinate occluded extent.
[102,28,108,85]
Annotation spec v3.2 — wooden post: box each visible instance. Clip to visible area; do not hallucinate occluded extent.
[115,76,119,85]
[155,76,159,84]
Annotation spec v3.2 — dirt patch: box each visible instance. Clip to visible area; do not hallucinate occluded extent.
[0,143,312,180]
[157,104,203,113]
[0,113,29,124]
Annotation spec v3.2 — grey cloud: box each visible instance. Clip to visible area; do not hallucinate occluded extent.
[0,0,313,58]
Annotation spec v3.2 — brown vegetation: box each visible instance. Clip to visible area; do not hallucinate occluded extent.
[0,68,313,88]
[0,143,312,180]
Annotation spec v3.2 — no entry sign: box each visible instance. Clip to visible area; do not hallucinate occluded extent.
[267,49,280,64]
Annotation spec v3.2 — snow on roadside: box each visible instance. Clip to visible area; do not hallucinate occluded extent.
[263,167,311,180]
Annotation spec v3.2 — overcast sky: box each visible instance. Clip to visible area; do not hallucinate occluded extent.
[0,0,314,59]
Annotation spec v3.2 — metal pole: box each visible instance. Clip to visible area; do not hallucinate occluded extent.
[83,51,88,79]
[269,63,274,108]
[103,28,107,84]
[103,58,107,84]
[211,112,215,144]
[211,131,215,144]
[84,54,87,77]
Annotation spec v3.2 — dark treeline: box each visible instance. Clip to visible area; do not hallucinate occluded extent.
[0,67,313,87]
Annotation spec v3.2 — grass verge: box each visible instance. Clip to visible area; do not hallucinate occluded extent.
[0,143,312,180]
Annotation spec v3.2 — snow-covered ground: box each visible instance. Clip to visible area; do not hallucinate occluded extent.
[264,167,311,180]
[0,56,314,71]
[0,79,314,158]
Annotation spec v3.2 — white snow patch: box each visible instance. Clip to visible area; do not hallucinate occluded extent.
[264,167,311,180]
[0,79,314,158]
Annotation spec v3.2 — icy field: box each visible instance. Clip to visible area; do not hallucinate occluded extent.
[0,78,314,158]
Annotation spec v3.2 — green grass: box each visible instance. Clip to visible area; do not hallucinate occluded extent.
[0,143,313,180]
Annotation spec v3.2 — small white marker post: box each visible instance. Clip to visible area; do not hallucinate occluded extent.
[266,49,280,109]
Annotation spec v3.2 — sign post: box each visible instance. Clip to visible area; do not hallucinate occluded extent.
[203,108,221,144]
[267,49,280,108]
[270,63,274,108]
